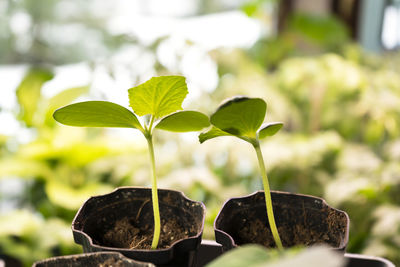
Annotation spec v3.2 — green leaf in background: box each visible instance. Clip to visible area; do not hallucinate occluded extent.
[45,85,90,126]
[0,210,42,237]
[0,158,51,179]
[210,97,266,138]
[48,85,90,110]
[53,101,143,130]
[289,13,349,47]
[16,68,54,127]
[155,111,210,132]
[0,210,80,266]
[45,181,113,210]
[241,0,267,17]
[198,126,233,143]
[128,76,188,118]
[258,122,283,139]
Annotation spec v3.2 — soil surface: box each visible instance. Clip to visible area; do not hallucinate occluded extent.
[236,208,345,247]
[98,257,125,267]
[101,207,198,250]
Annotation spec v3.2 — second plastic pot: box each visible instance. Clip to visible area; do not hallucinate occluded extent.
[214,190,349,251]
[32,252,154,267]
[72,187,205,267]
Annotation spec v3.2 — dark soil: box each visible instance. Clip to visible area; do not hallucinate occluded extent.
[235,208,345,247]
[102,214,197,249]
[98,257,125,267]
[94,196,200,250]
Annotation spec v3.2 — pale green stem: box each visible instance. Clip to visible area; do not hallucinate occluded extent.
[148,116,155,131]
[253,140,283,250]
[146,135,161,249]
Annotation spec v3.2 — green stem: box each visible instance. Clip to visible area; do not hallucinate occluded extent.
[148,115,155,131]
[146,135,161,249]
[253,140,283,250]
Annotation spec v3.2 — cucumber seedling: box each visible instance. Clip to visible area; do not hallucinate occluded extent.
[53,76,210,249]
[199,96,284,250]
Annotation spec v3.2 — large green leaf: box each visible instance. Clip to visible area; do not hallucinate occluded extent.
[206,245,272,267]
[198,126,233,143]
[53,101,143,130]
[128,76,188,118]
[258,122,283,139]
[16,68,54,127]
[210,97,266,138]
[155,110,210,132]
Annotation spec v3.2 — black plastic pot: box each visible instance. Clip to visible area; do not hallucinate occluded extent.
[72,187,206,267]
[214,190,349,251]
[195,241,396,267]
[32,252,154,267]
[344,253,395,267]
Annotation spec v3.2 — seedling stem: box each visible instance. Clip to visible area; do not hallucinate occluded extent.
[253,140,283,250]
[146,131,161,249]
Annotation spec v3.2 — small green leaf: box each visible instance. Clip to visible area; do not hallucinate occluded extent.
[199,126,233,143]
[128,76,188,118]
[258,122,283,139]
[53,101,143,130]
[155,111,210,132]
[210,97,266,138]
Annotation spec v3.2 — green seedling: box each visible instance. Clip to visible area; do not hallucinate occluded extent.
[53,76,210,249]
[199,96,284,250]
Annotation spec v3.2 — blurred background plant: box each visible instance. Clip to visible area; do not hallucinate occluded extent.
[1,0,400,266]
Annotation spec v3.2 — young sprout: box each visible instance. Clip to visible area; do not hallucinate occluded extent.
[199,96,284,250]
[53,76,210,249]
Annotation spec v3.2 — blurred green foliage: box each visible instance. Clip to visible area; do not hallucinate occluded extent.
[1,1,400,266]
[211,48,400,265]
[249,11,350,69]
[3,48,400,266]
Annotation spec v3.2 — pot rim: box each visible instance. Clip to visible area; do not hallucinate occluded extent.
[214,190,350,250]
[72,186,206,253]
[344,253,395,267]
[32,251,154,266]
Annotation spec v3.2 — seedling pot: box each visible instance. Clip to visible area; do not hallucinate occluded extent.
[214,190,349,251]
[72,187,206,267]
[344,253,395,267]
[32,252,154,267]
